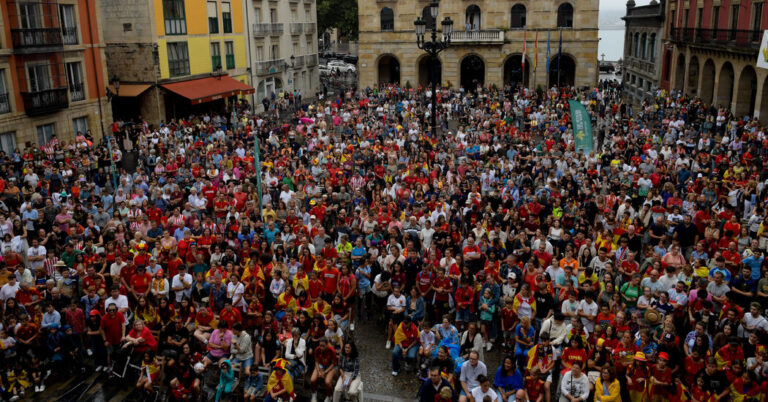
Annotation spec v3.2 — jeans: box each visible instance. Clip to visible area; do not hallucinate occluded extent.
[496,390,517,402]
[392,344,418,372]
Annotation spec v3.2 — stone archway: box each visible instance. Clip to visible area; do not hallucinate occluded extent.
[674,53,685,92]
[549,54,576,87]
[687,56,699,96]
[503,54,530,88]
[716,62,735,109]
[418,56,442,87]
[377,54,401,85]
[701,59,716,105]
[460,54,485,90]
[735,65,757,118]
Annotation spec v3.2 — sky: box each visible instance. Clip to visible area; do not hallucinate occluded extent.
[599,0,653,10]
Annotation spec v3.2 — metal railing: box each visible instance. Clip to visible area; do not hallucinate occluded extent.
[255,59,286,75]
[450,30,504,44]
[669,27,762,50]
[69,83,85,102]
[252,23,284,37]
[293,55,305,67]
[11,28,63,50]
[62,27,78,45]
[21,87,69,116]
[306,53,318,66]
[0,93,10,114]
[290,23,303,35]
[304,22,316,34]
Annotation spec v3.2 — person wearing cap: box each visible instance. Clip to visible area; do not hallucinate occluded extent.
[649,351,674,400]
[150,268,169,300]
[656,331,683,375]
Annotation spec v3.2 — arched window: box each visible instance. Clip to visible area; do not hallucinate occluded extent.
[649,34,656,62]
[640,33,647,59]
[626,34,632,57]
[466,5,481,31]
[380,7,394,31]
[510,5,526,29]
[557,3,573,28]
[634,33,640,57]
[421,6,435,30]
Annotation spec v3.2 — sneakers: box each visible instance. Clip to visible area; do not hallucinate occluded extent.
[86,349,93,357]
[311,392,318,402]
[392,371,398,376]
[486,342,492,352]
[350,323,355,331]
[385,340,391,349]
[34,386,40,393]
[421,363,427,370]
[38,385,45,392]
[324,397,331,402]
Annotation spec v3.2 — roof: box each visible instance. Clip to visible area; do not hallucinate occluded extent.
[161,75,255,105]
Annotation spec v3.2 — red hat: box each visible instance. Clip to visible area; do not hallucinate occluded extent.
[156,269,164,277]
[89,309,100,317]
[658,352,669,361]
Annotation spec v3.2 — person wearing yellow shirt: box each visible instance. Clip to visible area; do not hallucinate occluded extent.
[594,366,621,401]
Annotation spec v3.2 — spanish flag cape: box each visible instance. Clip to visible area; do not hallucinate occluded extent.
[729,378,766,402]
[267,359,295,399]
[394,322,419,347]
[276,292,297,315]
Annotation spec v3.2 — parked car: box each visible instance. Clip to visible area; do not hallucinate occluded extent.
[343,55,358,65]
[327,60,356,73]
[599,62,615,73]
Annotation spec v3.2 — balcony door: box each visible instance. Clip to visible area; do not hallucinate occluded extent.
[59,4,77,44]
[19,3,41,29]
[28,64,51,93]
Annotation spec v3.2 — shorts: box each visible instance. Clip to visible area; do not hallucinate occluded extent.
[456,308,473,322]
[205,352,224,362]
[388,311,404,325]
[233,357,254,369]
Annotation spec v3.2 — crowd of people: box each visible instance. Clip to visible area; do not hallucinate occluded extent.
[0,76,766,402]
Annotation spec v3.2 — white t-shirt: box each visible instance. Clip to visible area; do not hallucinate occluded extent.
[227,282,246,310]
[171,273,193,302]
[578,300,599,333]
[386,294,406,311]
[470,386,498,402]
[0,282,19,302]
[26,246,46,270]
[110,262,127,277]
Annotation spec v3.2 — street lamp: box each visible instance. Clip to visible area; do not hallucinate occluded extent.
[105,76,120,190]
[415,2,452,137]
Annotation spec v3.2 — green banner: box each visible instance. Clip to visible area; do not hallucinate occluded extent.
[568,100,593,154]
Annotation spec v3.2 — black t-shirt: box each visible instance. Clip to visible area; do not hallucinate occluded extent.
[164,324,190,345]
[699,369,728,394]
[430,356,455,376]
[534,291,555,319]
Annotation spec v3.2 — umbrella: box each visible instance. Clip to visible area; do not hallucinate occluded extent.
[300,117,314,125]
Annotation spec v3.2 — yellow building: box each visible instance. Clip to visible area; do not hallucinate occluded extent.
[357,0,599,90]
[102,0,254,123]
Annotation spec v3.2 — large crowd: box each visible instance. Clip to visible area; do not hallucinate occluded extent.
[0,77,766,402]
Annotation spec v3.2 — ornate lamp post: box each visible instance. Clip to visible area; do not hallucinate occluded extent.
[414,2,452,136]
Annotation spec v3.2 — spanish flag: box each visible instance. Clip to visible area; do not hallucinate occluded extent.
[267,359,295,398]
[729,377,765,402]
[393,322,419,347]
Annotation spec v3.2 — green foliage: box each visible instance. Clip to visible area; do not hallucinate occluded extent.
[317,0,359,41]
[405,80,412,89]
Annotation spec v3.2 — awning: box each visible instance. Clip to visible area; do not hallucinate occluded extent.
[108,83,152,97]
[161,75,255,105]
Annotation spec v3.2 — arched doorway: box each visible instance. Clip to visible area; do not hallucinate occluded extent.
[378,54,400,85]
[716,62,734,108]
[687,56,699,96]
[503,54,530,87]
[549,54,575,87]
[674,53,685,92]
[466,5,481,30]
[460,54,485,90]
[701,59,716,105]
[735,66,757,118]
[759,78,768,124]
[418,56,442,87]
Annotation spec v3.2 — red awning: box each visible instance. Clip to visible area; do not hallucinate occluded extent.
[161,75,254,105]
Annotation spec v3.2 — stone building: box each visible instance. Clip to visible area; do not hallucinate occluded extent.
[357,0,599,90]
[0,0,113,153]
[101,0,254,123]
[663,0,768,120]
[622,0,664,103]
[243,0,319,110]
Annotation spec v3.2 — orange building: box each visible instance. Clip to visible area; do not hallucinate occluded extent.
[0,0,111,153]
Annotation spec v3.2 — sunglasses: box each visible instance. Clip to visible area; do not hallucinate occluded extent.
[107,309,117,313]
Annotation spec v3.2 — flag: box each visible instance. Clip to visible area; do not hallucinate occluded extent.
[546,32,551,73]
[533,32,538,72]
[569,100,593,153]
[522,30,526,70]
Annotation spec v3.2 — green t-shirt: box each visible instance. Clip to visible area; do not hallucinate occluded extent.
[621,283,640,308]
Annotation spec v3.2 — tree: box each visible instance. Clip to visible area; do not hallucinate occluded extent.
[317,0,358,42]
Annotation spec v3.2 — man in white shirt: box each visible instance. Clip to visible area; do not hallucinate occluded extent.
[469,375,498,402]
[110,255,127,279]
[0,274,19,302]
[420,220,435,250]
[578,292,598,333]
[26,239,46,271]
[104,286,130,322]
[743,302,768,334]
[459,350,487,402]
[385,286,406,349]
[171,265,193,303]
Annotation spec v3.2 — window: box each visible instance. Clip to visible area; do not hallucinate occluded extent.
[634,33,640,58]
[73,117,88,136]
[27,64,51,92]
[167,42,190,76]
[225,41,235,69]
[211,42,221,70]
[510,5,526,29]
[36,124,55,145]
[649,34,656,62]
[0,132,15,155]
[557,3,573,28]
[255,8,261,22]
[59,4,78,45]
[380,7,394,31]
[465,5,481,31]
[257,46,264,61]
[0,70,9,114]
[640,33,647,59]
[683,9,689,28]
[271,44,279,60]
[712,6,719,29]
[222,2,232,33]
[753,3,763,31]
[291,8,297,21]
[66,62,84,102]
[697,7,703,29]
[208,1,219,34]
[731,5,739,30]
[292,42,298,56]
[270,9,277,23]
[163,0,187,35]
[302,71,307,90]
[18,3,41,28]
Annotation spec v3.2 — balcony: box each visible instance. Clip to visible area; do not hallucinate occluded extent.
[253,23,284,37]
[255,59,286,75]
[303,0,313,3]
[0,93,10,114]
[304,23,316,34]
[21,87,69,116]
[306,53,318,66]
[450,30,504,44]
[293,55,305,68]
[290,23,303,35]
[62,27,78,45]
[625,57,656,75]
[669,27,761,54]
[11,28,63,53]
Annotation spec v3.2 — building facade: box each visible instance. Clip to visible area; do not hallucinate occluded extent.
[244,0,319,109]
[357,0,599,90]
[622,0,664,103]
[102,0,253,123]
[663,0,768,120]
[0,0,112,153]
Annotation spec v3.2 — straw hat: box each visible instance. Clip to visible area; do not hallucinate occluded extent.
[643,309,662,326]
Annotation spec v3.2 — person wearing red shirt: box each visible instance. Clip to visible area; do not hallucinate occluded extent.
[320,265,340,299]
[310,338,337,401]
[560,337,588,373]
[219,302,243,329]
[454,279,474,330]
[129,266,152,301]
[649,352,674,398]
[16,282,42,310]
[307,271,323,302]
[133,245,151,267]
[122,319,157,355]
[391,315,419,375]
[532,243,553,268]
[320,244,338,260]
[100,304,127,368]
